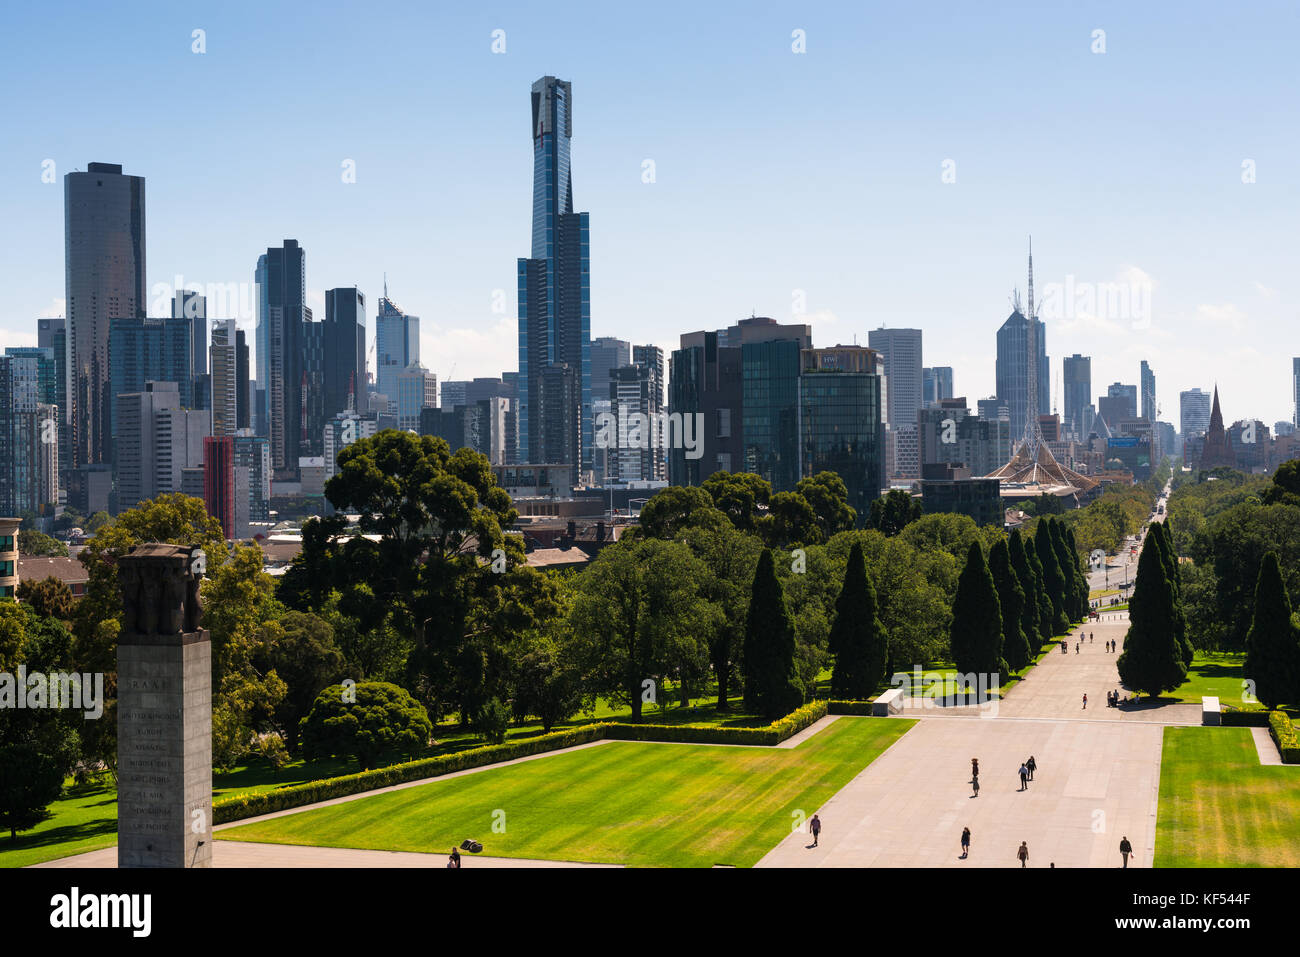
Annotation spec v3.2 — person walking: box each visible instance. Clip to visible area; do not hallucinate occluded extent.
[972,775,980,797]
[1090,632,1094,643]
[1075,642,1080,654]
[810,814,822,847]
[971,758,980,782]
[1026,755,1037,781]
[1017,841,1029,868]
[1119,836,1132,868]
[1018,763,1029,791]
[447,847,461,869]
[1083,692,1088,709]
[960,827,971,859]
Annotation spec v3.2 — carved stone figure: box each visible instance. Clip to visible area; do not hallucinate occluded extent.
[117,543,210,637]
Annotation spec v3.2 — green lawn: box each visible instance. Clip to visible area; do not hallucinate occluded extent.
[1155,726,1300,867]
[1166,652,1251,705]
[218,715,915,867]
[0,693,770,868]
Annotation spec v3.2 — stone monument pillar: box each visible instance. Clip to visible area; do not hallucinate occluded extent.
[115,543,212,868]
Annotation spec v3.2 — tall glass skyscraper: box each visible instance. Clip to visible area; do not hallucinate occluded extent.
[65,162,146,468]
[255,240,308,478]
[517,76,591,480]
[995,309,1049,443]
[1063,354,1091,441]
[374,291,419,413]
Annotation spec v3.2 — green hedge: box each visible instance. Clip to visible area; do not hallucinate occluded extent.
[828,700,875,716]
[1269,710,1300,764]
[605,700,829,748]
[1221,709,1272,727]
[214,724,610,824]
[214,701,835,825]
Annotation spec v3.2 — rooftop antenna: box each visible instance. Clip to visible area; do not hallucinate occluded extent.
[383,273,388,301]
[1023,235,1041,458]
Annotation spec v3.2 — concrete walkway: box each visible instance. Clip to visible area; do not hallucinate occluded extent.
[761,603,1198,868]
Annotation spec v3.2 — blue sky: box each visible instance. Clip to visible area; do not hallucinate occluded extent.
[2,0,1298,425]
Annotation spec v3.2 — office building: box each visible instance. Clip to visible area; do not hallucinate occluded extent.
[255,240,310,477]
[441,380,470,412]
[323,287,366,418]
[995,308,1048,443]
[114,381,208,512]
[107,315,194,453]
[210,320,239,437]
[668,316,812,487]
[324,411,380,479]
[232,432,271,530]
[1140,361,1156,424]
[922,366,953,407]
[920,398,1014,479]
[174,291,208,411]
[395,363,437,432]
[374,288,419,413]
[517,76,592,473]
[65,162,146,468]
[203,435,235,540]
[798,346,885,520]
[1180,388,1212,447]
[1,355,58,514]
[1062,354,1091,441]
[236,329,250,430]
[0,517,18,599]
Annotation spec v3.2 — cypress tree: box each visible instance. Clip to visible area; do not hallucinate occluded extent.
[1024,530,1054,642]
[950,541,1007,682]
[1009,529,1045,651]
[1244,552,1300,710]
[1065,524,1089,621]
[1047,519,1082,622]
[1034,525,1070,634]
[829,542,888,699]
[743,549,805,718]
[1151,523,1193,665]
[989,538,1032,673]
[1116,532,1188,697]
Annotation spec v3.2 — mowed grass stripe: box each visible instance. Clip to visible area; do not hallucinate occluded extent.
[219,717,913,867]
[1156,726,1300,868]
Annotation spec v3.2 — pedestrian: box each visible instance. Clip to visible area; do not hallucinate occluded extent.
[1083,692,1088,709]
[810,813,822,847]
[972,776,980,797]
[1017,841,1029,868]
[1090,632,1094,643]
[447,847,461,869]
[971,757,980,781]
[961,827,971,859]
[1018,763,1029,790]
[1026,755,1036,780]
[1061,641,1068,655]
[1119,836,1132,868]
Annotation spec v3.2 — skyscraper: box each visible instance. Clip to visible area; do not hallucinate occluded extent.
[65,162,146,468]
[374,289,419,412]
[1140,361,1156,423]
[517,76,591,477]
[1180,388,1212,441]
[395,363,437,432]
[922,366,953,407]
[1293,357,1299,429]
[210,320,238,437]
[995,309,1048,445]
[174,291,208,411]
[255,240,309,478]
[107,316,194,451]
[869,327,923,480]
[1062,354,1091,441]
[324,287,366,418]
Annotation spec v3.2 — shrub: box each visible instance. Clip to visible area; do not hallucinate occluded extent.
[472,697,510,745]
[1220,709,1272,727]
[828,700,875,716]
[1269,710,1300,764]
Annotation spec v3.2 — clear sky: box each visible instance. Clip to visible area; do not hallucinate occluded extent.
[2,0,1298,426]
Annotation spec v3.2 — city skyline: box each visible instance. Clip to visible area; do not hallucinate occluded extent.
[3,3,1299,427]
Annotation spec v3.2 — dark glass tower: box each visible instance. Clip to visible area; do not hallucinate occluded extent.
[1063,354,1091,441]
[256,240,308,478]
[324,287,367,418]
[517,76,591,480]
[65,162,146,467]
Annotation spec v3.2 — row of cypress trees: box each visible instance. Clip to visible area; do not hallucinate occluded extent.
[1244,551,1300,710]
[950,518,1089,684]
